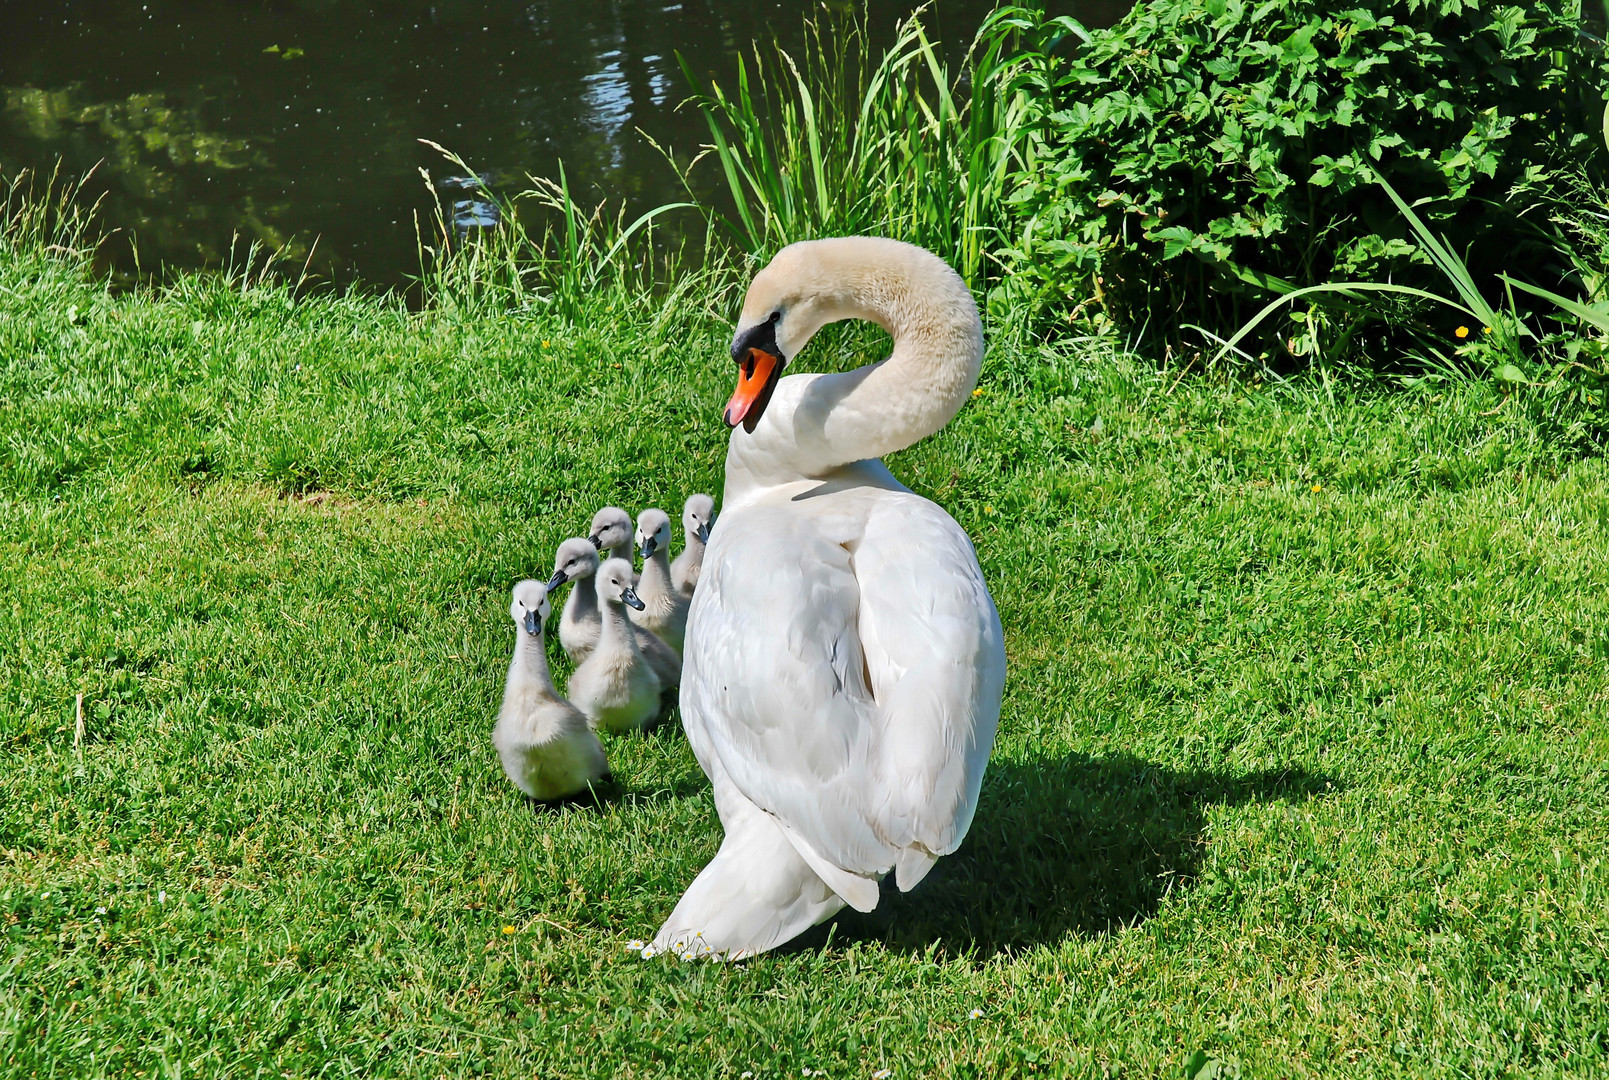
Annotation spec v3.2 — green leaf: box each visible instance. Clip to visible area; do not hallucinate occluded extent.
[1501,276,1609,336]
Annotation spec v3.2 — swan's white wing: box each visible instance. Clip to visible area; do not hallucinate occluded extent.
[854,493,1005,870]
[681,489,1004,904]
[681,503,892,901]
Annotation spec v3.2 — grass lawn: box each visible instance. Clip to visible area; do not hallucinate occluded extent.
[3,242,1608,1078]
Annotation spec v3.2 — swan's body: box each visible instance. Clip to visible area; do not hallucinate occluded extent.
[493,581,610,801]
[630,508,691,656]
[550,537,680,687]
[567,558,662,734]
[652,237,1005,959]
[671,493,715,598]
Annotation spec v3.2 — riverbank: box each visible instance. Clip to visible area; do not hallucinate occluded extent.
[4,223,1608,1075]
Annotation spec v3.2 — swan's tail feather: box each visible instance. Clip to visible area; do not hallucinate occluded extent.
[894,844,937,892]
[651,803,846,959]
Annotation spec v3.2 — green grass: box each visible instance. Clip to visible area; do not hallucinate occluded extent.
[4,228,1609,1078]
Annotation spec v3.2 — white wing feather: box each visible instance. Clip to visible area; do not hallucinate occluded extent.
[678,478,1004,915]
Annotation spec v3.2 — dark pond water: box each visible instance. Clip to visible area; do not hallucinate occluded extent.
[1,0,1130,288]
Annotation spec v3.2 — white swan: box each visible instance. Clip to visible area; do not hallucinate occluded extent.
[630,508,691,656]
[652,237,1006,959]
[493,580,611,801]
[567,557,662,734]
[671,493,715,598]
[548,536,681,688]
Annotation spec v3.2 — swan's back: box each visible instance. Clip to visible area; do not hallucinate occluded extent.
[681,480,1004,906]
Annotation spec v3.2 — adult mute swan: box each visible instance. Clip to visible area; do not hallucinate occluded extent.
[652,237,1006,960]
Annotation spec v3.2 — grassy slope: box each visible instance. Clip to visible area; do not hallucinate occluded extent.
[2,243,1608,1079]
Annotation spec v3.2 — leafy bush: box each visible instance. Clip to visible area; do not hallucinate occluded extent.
[1000,0,1609,359]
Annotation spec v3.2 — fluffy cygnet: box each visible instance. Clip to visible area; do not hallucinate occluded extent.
[567,558,662,733]
[631,508,691,656]
[549,536,605,665]
[671,493,715,599]
[493,580,611,801]
[548,536,681,688]
[588,506,634,564]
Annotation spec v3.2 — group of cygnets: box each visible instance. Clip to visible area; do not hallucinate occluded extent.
[492,495,715,801]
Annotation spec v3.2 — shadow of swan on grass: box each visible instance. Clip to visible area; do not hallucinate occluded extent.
[785,752,1340,958]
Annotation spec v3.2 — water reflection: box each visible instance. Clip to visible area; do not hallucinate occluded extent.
[440,171,500,240]
[0,0,1130,287]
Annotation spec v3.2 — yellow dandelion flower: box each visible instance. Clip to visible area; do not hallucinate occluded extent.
[971,388,985,398]
[1482,326,1493,335]
[502,925,516,935]
[1311,484,1323,493]
[1455,326,1469,339]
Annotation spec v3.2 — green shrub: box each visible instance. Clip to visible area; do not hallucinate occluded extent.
[1000,0,1609,359]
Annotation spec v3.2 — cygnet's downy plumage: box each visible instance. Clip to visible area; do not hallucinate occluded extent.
[548,536,681,688]
[589,506,634,565]
[631,508,691,656]
[493,580,611,801]
[671,493,715,599]
[567,558,662,733]
[549,537,605,665]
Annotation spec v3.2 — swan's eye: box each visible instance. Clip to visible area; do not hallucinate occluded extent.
[768,310,781,324]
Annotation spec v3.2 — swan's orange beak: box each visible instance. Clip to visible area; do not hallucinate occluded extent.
[724,347,781,434]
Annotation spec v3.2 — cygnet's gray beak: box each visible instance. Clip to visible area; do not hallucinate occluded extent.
[523,609,540,635]
[639,536,658,560]
[696,521,711,544]
[545,569,568,591]
[587,534,603,550]
[621,586,646,611]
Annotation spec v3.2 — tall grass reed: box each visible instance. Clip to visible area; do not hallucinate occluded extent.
[413,140,704,321]
[677,6,1077,290]
[1,162,105,269]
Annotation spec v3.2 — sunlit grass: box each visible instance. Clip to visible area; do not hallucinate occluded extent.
[3,206,1609,1077]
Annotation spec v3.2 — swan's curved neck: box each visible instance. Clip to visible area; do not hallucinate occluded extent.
[729,244,983,490]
